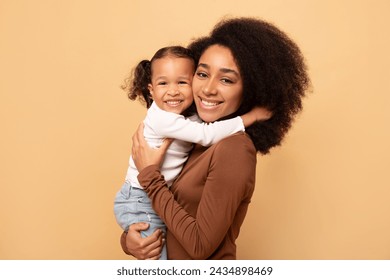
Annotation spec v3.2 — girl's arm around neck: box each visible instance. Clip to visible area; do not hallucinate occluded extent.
[147,104,245,146]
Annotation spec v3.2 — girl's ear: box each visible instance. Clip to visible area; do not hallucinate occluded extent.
[147,84,154,99]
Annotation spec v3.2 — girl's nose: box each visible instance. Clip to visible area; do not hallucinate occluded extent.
[167,84,179,95]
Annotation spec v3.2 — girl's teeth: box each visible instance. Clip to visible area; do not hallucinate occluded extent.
[166,101,181,105]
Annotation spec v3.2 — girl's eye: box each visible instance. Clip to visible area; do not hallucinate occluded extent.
[178,81,188,85]
[158,81,167,85]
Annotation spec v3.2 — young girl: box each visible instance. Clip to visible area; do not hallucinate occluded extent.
[114,46,271,259]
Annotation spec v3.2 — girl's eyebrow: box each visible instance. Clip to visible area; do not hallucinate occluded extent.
[197,63,240,76]
[154,75,167,80]
[154,75,191,81]
[177,75,192,81]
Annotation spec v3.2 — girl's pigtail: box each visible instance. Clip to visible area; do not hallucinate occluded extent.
[123,60,153,108]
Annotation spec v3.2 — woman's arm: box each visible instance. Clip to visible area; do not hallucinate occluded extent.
[133,125,256,259]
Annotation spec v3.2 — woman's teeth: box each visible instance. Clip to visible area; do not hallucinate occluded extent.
[201,99,220,106]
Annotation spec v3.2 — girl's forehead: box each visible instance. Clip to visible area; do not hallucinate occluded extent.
[152,56,194,68]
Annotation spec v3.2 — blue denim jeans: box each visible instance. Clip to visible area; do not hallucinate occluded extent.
[114,181,167,259]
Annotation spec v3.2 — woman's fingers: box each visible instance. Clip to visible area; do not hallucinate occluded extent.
[139,228,164,259]
[131,123,172,171]
[131,125,141,158]
[137,123,145,142]
[160,138,173,154]
[124,223,164,260]
[129,222,149,233]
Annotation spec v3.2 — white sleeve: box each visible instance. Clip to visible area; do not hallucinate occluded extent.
[148,105,245,147]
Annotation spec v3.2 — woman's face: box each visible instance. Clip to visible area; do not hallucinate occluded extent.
[192,45,243,123]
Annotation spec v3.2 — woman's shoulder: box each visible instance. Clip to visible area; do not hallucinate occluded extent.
[212,132,256,157]
[185,133,256,176]
[205,132,257,175]
[215,132,255,146]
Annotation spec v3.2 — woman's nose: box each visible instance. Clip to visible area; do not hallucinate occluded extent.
[202,79,217,95]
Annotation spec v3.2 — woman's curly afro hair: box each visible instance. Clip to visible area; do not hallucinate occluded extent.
[188,17,311,154]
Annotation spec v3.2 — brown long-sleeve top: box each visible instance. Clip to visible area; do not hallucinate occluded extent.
[138,132,257,259]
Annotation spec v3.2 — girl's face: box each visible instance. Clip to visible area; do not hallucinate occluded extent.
[148,56,194,114]
[192,45,243,123]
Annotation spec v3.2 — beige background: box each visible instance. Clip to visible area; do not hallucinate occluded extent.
[1,0,389,259]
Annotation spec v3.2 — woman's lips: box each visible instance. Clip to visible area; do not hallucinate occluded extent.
[198,97,222,108]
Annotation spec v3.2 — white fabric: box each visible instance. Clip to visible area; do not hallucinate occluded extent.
[126,102,245,188]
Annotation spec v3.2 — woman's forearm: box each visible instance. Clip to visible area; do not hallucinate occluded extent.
[138,139,256,259]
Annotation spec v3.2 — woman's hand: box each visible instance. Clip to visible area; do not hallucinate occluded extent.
[131,123,173,172]
[120,223,165,260]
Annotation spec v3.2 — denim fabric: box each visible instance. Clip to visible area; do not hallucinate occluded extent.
[114,181,167,259]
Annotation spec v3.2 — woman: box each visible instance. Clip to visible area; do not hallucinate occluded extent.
[121,17,310,259]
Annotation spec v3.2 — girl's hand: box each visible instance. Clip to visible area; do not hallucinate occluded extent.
[241,107,273,127]
[131,123,173,172]
[251,106,273,121]
[120,223,165,260]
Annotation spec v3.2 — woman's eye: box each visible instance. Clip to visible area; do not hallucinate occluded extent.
[221,78,233,84]
[196,72,207,78]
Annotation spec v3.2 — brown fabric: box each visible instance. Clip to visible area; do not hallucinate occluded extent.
[138,132,256,259]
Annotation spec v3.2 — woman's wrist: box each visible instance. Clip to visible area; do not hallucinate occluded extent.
[120,231,133,256]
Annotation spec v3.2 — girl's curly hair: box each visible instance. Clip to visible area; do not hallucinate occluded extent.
[188,17,311,154]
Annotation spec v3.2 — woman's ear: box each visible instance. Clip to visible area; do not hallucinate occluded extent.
[147,84,154,99]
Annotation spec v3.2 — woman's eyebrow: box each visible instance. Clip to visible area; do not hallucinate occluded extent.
[197,63,209,69]
[220,67,239,76]
[197,63,239,76]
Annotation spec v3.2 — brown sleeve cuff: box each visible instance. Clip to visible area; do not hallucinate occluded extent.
[137,164,161,189]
